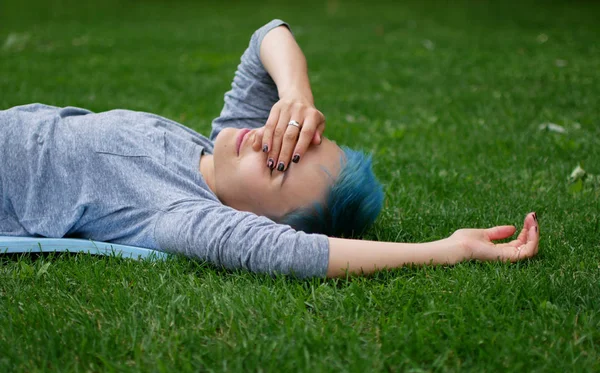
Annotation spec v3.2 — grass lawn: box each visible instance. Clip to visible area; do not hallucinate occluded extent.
[1,0,599,371]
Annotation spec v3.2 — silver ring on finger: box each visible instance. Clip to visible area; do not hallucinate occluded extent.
[288,120,302,129]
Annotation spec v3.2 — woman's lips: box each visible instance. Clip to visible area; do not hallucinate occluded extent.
[236,128,251,155]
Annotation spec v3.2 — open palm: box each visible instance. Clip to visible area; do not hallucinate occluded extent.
[451,212,539,262]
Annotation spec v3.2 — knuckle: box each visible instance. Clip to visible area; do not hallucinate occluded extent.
[276,101,288,111]
[274,127,285,138]
[310,112,322,123]
[284,131,296,141]
[298,130,310,141]
[302,129,315,140]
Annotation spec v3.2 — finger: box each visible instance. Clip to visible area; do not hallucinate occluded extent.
[525,212,537,231]
[531,224,539,250]
[251,128,264,152]
[312,132,320,145]
[485,225,516,241]
[268,110,291,170]
[507,216,532,247]
[262,106,281,159]
[311,118,325,145]
[276,123,301,171]
[507,225,538,262]
[292,114,320,165]
[521,226,539,260]
[505,212,538,247]
[529,222,540,255]
[512,226,529,247]
[516,212,537,244]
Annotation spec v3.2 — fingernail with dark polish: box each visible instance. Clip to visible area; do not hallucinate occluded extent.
[535,226,538,232]
[533,213,537,221]
[277,162,285,171]
[267,159,274,169]
[292,154,300,163]
[262,144,268,153]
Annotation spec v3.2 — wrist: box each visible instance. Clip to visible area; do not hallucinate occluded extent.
[279,86,314,105]
[443,234,473,263]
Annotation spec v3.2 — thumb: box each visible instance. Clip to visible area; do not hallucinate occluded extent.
[311,131,322,145]
[256,127,266,143]
[485,225,516,241]
[312,122,325,145]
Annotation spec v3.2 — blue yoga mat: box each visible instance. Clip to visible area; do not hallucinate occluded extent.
[0,236,169,261]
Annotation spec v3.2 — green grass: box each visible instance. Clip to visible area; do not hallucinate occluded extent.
[1,0,599,371]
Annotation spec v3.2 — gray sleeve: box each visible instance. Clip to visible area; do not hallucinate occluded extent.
[153,201,330,278]
[209,19,291,141]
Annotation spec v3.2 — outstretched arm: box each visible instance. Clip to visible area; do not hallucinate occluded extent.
[327,212,540,277]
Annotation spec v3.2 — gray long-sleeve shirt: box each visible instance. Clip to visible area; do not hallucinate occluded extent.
[0,19,330,278]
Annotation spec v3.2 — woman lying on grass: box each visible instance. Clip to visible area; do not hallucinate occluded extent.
[0,20,539,278]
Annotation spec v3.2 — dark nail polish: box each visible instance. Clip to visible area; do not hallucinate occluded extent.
[262,144,268,153]
[535,226,538,232]
[267,159,274,169]
[292,154,300,163]
[277,162,285,171]
[533,213,537,221]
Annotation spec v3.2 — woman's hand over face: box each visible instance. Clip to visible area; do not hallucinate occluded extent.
[260,95,325,172]
[450,212,540,263]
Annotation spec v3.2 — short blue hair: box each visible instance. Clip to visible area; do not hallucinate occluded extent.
[277,146,385,237]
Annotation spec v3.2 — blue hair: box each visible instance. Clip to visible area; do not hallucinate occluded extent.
[277,146,385,237]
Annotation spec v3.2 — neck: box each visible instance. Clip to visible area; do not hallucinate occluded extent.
[199,154,217,196]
